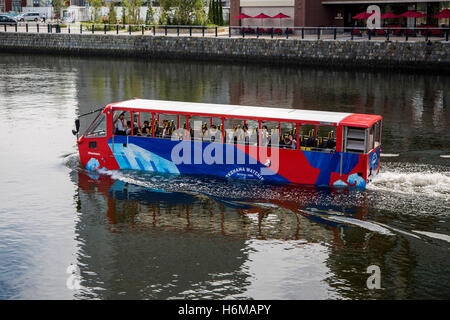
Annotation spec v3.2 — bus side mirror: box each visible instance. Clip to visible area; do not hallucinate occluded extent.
[72,119,80,135]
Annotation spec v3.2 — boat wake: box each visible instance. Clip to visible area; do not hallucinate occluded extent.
[368,169,450,199]
[63,153,450,244]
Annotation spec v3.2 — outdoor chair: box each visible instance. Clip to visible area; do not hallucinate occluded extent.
[274,28,283,35]
[351,28,361,36]
[403,28,417,37]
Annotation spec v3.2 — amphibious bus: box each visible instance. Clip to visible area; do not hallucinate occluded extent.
[73,99,382,188]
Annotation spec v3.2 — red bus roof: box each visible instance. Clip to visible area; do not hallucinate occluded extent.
[340,114,382,128]
[110,99,381,127]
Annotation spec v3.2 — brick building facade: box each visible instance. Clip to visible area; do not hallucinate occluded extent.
[2,0,27,12]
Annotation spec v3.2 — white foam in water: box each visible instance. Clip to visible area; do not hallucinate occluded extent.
[368,171,450,198]
[97,169,170,192]
[440,155,450,158]
[381,153,400,157]
[376,222,421,239]
[254,203,280,208]
[412,230,450,243]
[327,216,394,236]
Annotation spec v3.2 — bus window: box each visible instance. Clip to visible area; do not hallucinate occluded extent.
[203,117,223,143]
[135,112,153,137]
[113,110,130,136]
[260,121,279,148]
[246,120,258,146]
[344,127,366,153]
[129,112,140,136]
[299,124,315,148]
[224,118,244,145]
[156,113,177,139]
[280,122,296,149]
[373,121,381,148]
[85,114,107,138]
[316,125,336,151]
[368,126,375,152]
[171,115,189,140]
[190,116,210,141]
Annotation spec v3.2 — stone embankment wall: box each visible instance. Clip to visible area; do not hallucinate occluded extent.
[0,33,448,71]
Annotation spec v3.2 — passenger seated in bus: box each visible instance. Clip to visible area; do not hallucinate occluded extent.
[162,120,171,139]
[225,129,234,144]
[325,139,336,149]
[141,120,150,134]
[305,136,315,147]
[243,124,250,145]
[201,124,208,141]
[248,127,258,146]
[125,121,139,135]
[114,113,127,135]
[143,126,152,137]
[260,126,270,147]
[154,126,161,138]
[305,130,316,147]
[204,124,220,143]
[283,134,297,149]
[126,121,132,135]
[133,121,140,135]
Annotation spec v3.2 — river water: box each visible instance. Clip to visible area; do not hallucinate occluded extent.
[0,53,449,300]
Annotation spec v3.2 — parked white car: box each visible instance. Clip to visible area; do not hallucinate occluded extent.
[17,12,41,22]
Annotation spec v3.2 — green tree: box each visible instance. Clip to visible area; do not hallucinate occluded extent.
[207,0,213,24]
[173,0,201,25]
[212,0,217,24]
[108,2,118,24]
[218,0,223,25]
[52,0,67,20]
[89,0,102,22]
[158,0,205,26]
[193,0,206,25]
[128,0,143,25]
[159,0,173,24]
[122,0,129,25]
[145,1,155,25]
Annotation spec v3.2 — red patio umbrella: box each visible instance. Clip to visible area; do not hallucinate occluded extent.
[435,9,450,19]
[233,13,252,29]
[381,12,399,19]
[399,11,428,18]
[272,13,290,19]
[252,13,271,30]
[352,12,374,19]
[253,13,271,19]
[271,12,290,28]
[233,13,252,19]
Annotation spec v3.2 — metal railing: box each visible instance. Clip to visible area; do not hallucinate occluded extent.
[230,26,450,42]
[0,22,449,42]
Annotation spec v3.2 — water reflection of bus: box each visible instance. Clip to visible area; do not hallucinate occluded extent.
[74,99,382,188]
[74,169,362,242]
[73,169,399,299]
